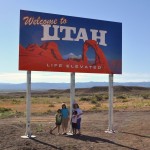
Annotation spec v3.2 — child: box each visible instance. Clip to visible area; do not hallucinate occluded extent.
[71,110,78,135]
[73,103,83,135]
[50,109,62,135]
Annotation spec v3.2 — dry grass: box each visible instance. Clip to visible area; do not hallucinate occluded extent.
[0,96,150,115]
[0,86,150,118]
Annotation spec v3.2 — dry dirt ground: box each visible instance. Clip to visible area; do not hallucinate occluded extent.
[0,111,150,150]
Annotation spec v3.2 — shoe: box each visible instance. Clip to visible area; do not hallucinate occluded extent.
[62,132,67,135]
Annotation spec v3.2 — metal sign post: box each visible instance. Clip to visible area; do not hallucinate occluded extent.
[105,74,115,133]
[68,72,75,135]
[21,71,36,138]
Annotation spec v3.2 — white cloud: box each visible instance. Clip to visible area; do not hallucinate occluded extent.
[0,71,149,83]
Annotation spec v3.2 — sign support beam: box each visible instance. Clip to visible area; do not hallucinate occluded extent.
[105,74,115,133]
[21,71,36,138]
[68,72,75,134]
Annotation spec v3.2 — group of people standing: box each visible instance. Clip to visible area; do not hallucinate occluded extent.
[50,102,83,135]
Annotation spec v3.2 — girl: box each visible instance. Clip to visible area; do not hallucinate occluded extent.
[71,110,78,135]
[50,109,62,135]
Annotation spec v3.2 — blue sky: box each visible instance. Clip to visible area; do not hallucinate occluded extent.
[0,0,150,83]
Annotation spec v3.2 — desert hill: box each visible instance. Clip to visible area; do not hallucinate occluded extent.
[48,86,150,95]
[1,86,150,98]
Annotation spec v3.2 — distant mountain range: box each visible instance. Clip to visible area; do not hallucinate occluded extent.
[0,82,150,92]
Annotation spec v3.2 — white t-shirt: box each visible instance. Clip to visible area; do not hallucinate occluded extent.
[76,108,83,119]
[72,115,77,123]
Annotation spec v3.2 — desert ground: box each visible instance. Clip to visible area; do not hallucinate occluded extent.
[0,86,150,150]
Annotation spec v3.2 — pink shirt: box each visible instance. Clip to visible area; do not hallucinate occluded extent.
[72,115,77,123]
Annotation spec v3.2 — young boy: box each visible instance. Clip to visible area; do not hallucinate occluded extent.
[71,110,78,135]
[50,109,62,135]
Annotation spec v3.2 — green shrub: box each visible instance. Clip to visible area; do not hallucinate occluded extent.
[47,109,52,113]
[91,106,97,110]
[79,97,90,101]
[56,96,60,99]
[95,103,101,107]
[12,99,21,104]
[49,95,55,98]
[49,103,55,107]
[91,99,97,104]
[122,99,129,103]
[142,94,149,99]
[103,95,108,100]
[0,107,12,113]
[36,124,43,132]
[0,107,14,118]
[116,95,127,99]
[94,95,103,101]
[15,111,24,117]
[20,96,25,98]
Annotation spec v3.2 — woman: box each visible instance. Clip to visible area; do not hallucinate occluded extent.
[73,103,83,135]
[61,103,69,135]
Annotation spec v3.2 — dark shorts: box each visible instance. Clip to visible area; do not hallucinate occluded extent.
[77,118,81,129]
[56,122,61,126]
[72,123,77,129]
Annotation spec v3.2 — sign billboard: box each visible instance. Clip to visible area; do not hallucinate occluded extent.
[19,10,122,74]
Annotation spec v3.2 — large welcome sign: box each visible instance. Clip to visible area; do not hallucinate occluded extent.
[19,10,122,74]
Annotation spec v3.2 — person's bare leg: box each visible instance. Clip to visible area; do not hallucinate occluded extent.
[64,119,69,133]
[77,129,81,134]
[50,125,57,134]
[64,126,67,133]
[58,125,60,134]
[62,123,65,134]
[75,128,77,135]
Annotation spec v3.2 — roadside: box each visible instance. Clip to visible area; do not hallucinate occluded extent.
[0,111,149,150]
